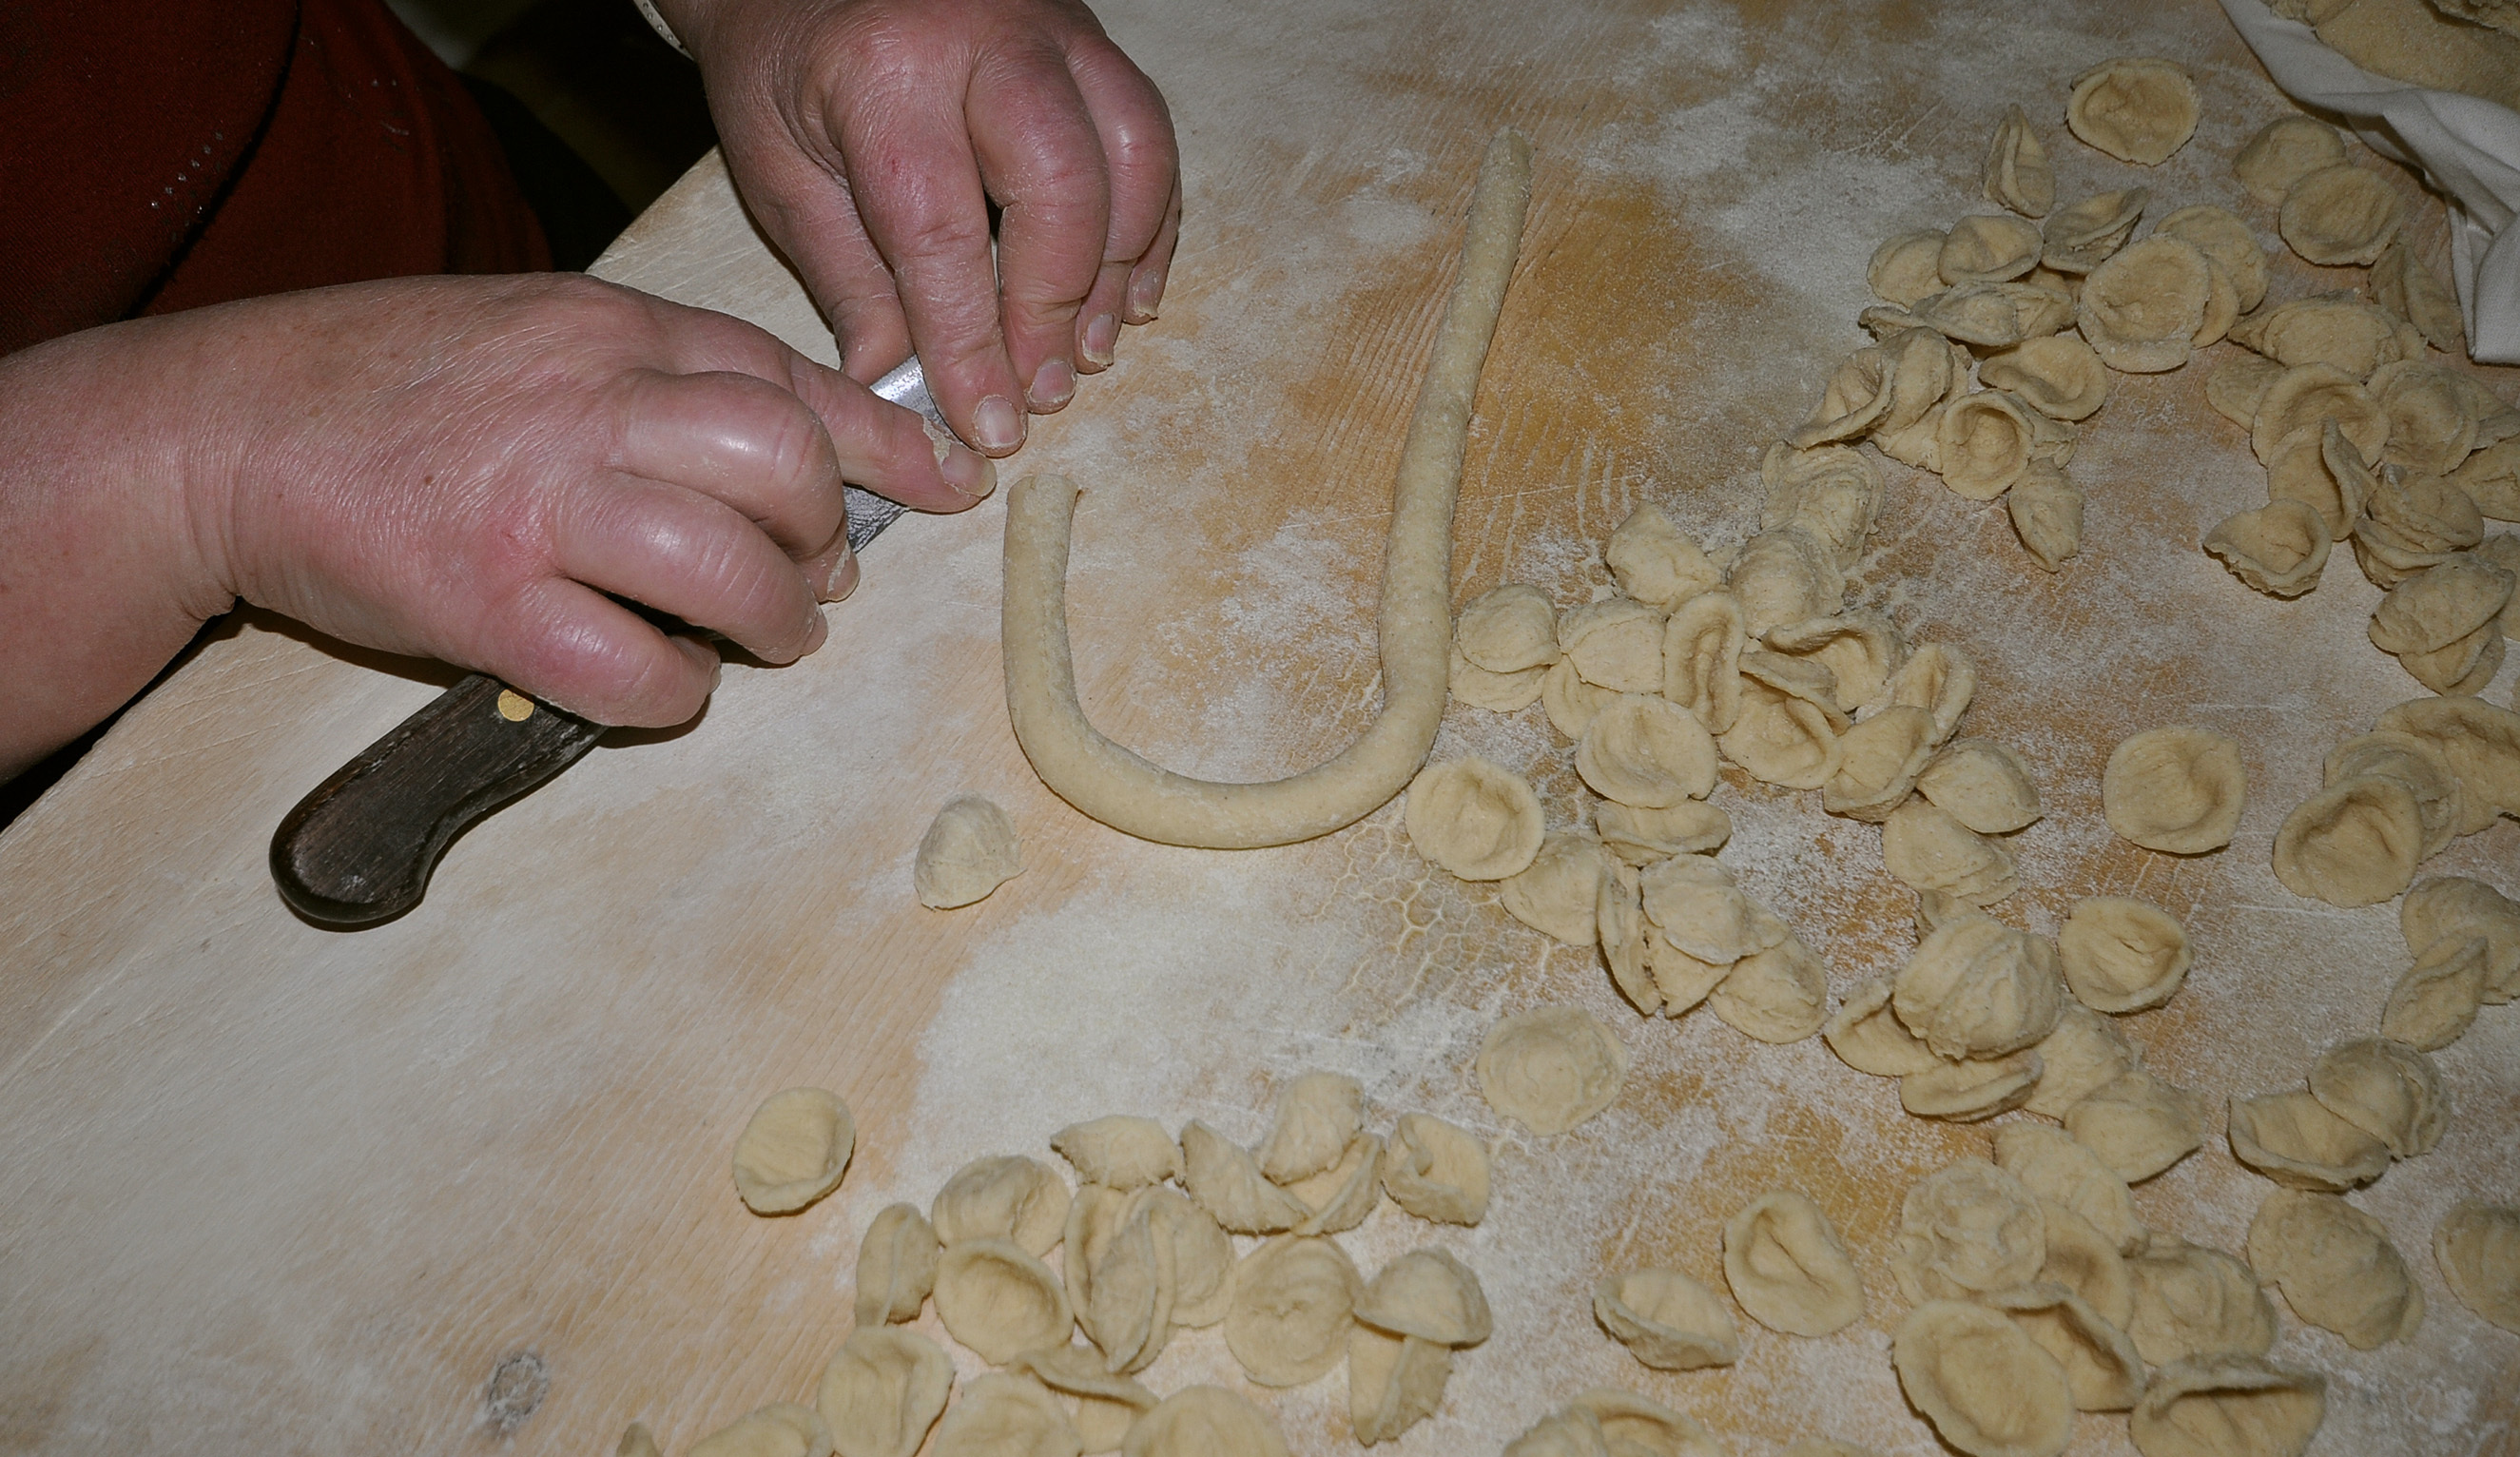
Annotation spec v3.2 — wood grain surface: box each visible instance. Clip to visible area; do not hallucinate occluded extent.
[4,1,2516,1454]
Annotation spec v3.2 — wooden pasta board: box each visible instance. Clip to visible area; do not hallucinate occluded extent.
[2,0,2515,1452]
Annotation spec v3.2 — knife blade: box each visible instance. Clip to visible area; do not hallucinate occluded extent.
[268,356,956,927]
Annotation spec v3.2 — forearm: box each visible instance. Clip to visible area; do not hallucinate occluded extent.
[0,321,235,780]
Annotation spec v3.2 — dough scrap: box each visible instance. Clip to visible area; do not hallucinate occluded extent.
[1895,917,2064,1059]
[1578,695,1718,807]
[2078,234,2211,373]
[2308,1037,2448,1157]
[1941,213,2045,285]
[1980,336,2110,422]
[916,796,1023,909]
[998,133,1531,849]
[1710,934,1831,1044]
[1821,705,1938,822]
[1824,977,1942,1076]
[1255,1071,1364,1185]
[2380,933,2489,1051]
[1223,1235,1360,1387]
[1288,1132,1383,1235]
[1995,1123,2145,1255]
[2102,726,2245,855]
[2279,164,2402,266]
[2248,1189,2424,1349]
[1565,1389,1724,1457]
[2130,1354,2324,1457]
[1346,1328,1451,1447]
[1593,1268,1740,1370]
[1477,1005,1629,1135]
[2158,204,2269,313]
[2434,1200,2520,1331]
[690,1405,837,1457]
[1006,1346,1155,1455]
[1179,1120,1309,1234]
[2024,1003,2143,1118]
[2043,187,2148,274]
[2372,235,2465,353]
[2235,115,2347,204]
[1404,757,1544,882]
[2272,774,2423,907]
[1893,1159,2046,1303]
[1985,107,2055,218]
[1051,1117,1181,1192]
[1502,832,1615,946]
[1355,1248,1491,1346]
[855,1202,941,1326]
[2127,1237,2278,1366]
[1881,799,2020,907]
[818,1328,953,1457]
[1902,1049,2044,1122]
[2058,896,2189,1013]
[2204,500,2331,598]
[733,1087,856,1215]
[2226,1090,2391,1192]
[934,1238,1075,1365]
[1560,597,1670,693]
[1120,1387,1288,1457]
[1981,1283,2145,1412]
[2066,1068,2205,1182]
[1456,584,1561,673]
[1595,800,1730,865]
[1379,1113,1490,1225]
[934,1156,1072,1256]
[2066,56,2200,165]
[1721,1189,1866,1335]
[2375,693,2520,822]
[2402,875,2520,1001]
[1891,1299,2074,1457]
[929,1374,1078,1457]
[1915,738,2042,834]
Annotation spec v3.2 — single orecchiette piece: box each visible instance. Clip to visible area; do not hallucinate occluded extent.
[2057,896,2189,1013]
[1403,757,1543,881]
[1710,934,1831,1044]
[1822,704,1938,821]
[1560,596,1668,693]
[1593,1268,1740,1370]
[1132,1185,1234,1328]
[1721,1190,1865,1335]
[1894,1159,2046,1302]
[1718,677,1845,790]
[1223,1235,1361,1387]
[1940,214,2045,285]
[1578,694,1718,807]
[1895,917,2064,1059]
[1888,640,1976,743]
[2042,187,2147,274]
[2102,726,2245,854]
[1881,798,2021,906]
[1985,106,2054,217]
[1763,611,1905,710]
[1052,1117,1180,1192]
[2024,1004,2142,1118]
[2077,234,2211,373]
[1119,1387,1288,1457]
[1501,1405,1611,1457]
[1870,229,1948,306]
[915,795,1024,909]
[2375,692,2520,822]
[2380,934,2489,1050]
[2251,364,2387,466]
[2206,351,2285,430]
[2157,204,2268,312]
[2007,462,2084,571]
[1891,1300,2075,1457]
[1791,345,1895,448]
[2279,163,2402,266]
[689,1405,836,1457]
[2371,556,2515,693]
[933,1155,1072,1255]
[2434,1200,2520,1331]
[1379,1113,1490,1225]
[1640,853,1787,963]
[1996,1123,2143,1254]
[817,1328,953,1457]
[1901,1050,2044,1122]
[1980,1283,2145,1412]
[1456,584,1560,673]
[1502,832,1613,946]
[1450,646,1545,712]
[2127,1238,2278,1367]
[2458,439,2520,519]
[1476,1005,1628,1135]
[1565,1389,1723,1457]
[2330,729,2470,861]
[2270,774,2423,907]
[1595,800,1729,864]
[2230,291,2418,378]
[2373,234,2465,352]
[2371,359,2480,476]
[2129,1355,2325,1457]
[1824,977,1941,1076]
[2065,56,2200,165]
[1355,1248,1491,1347]
[2308,1037,2448,1157]
[733,1087,856,1216]
[855,1203,942,1326]
[1346,1329,1450,1447]
[1286,1131,1384,1236]
[1760,441,1884,571]
[1935,391,2037,499]
[1542,657,1619,740]
[1661,590,1747,736]
[2235,114,2347,204]
[2248,1190,2424,1349]
[1255,1071,1364,1185]
[933,1238,1076,1365]
[1979,336,2109,422]
[1604,504,1721,611]
[929,1374,1077,1457]
[1915,737,2042,833]
[1179,1120,1308,1234]
[2205,500,2331,597]
[2259,421,2368,538]
[2065,1069,2205,1182]
[2225,1090,2390,1191]
[2402,874,2520,1001]
[1727,527,1843,636]
[1007,1346,1155,1455]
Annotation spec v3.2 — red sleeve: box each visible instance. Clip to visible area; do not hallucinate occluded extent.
[0,0,549,357]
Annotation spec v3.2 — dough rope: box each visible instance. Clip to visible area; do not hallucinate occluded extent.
[1000,131,1533,848]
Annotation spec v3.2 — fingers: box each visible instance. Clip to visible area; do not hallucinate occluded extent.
[963,42,1107,411]
[549,472,828,669]
[1065,33,1180,338]
[490,577,724,728]
[715,135,913,385]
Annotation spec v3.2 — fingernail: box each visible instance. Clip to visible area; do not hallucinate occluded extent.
[1127,269,1165,321]
[824,545,861,602]
[801,603,831,652]
[973,394,1024,453]
[1081,313,1118,367]
[939,440,997,500]
[1028,359,1076,411]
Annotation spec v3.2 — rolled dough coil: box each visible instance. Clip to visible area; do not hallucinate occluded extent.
[1001,130,1535,847]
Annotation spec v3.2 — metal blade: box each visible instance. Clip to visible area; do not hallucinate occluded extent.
[848,355,959,552]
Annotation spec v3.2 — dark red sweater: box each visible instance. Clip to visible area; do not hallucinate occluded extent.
[0,0,549,356]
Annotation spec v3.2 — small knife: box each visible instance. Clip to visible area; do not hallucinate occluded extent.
[268,356,956,927]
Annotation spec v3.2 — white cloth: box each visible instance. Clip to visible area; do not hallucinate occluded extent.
[2220,0,2520,360]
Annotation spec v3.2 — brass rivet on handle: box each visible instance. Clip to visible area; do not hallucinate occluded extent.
[494,690,534,723]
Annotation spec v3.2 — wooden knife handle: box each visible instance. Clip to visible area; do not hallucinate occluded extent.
[269,674,605,926]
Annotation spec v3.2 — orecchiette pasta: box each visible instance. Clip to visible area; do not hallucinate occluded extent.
[1578,694,1718,807]
[1355,1248,1490,1347]
[1286,1131,1384,1236]
[1980,1283,2145,1412]
[2227,291,2416,378]
[1915,737,2043,833]
[1719,678,1845,790]
[1727,527,1843,636]
[1052,1117,1180,1192]
[2057,896,2189,1013]
[2250,364,2387,467]
[1455,583,1560,674]
[1931,391,2036,499]
[1881,799,2020,906]
[1894,1159,2046,1302]
[2402,875,2520,1001]
[2204,500,2331,597]
[2380,933,2489,1051]
[1254,1071,1363,1185]
[2308,1037,2448,1158]
[929,1374,1077,1457]
[1565,1389,1723,1457]
[732,1087,856,1216]
[1543,657,1619,740]
[1891,1300,2075,1457]
[2157,204,2268,312]
[1895,916,2064,1059]
[2065,56,2200,165]
[2248,1190,2425,1349]
[2042,187,2147,274]
[1940,213,2045,285]
[1760,441,1884,571]
[1007,1346,1154,1455]
[1824,977,1942,1077]
[1996,1123,2144,1255]
[1476,1005,1628,1135]
[1595,799,1731,864]
[2077,234,2212,373]
[1979,336,2110,421]
[2226,1091,2390,1191]
[1889,641,1976,744]
[1821,705,1938,822]
[2234,114,2346,205]
[818,1329,953,1457]
[932,1155,1072,1255]
[2270,774,2423,907]
[1985,106,2055,218]
[933,1239,1076,1365]
[1404,757,1544,881]
[2126,1237,2278,1366]
[1179,1120,1309,1234]
[1639,853,1785,964]
[2278,164,2402,266]
[1560,596,1668,693]
[1346,1328,1450,1447]
[1379,1113,1489,1225]
[1709,934,1831,1044]
[1502,832,1614,946]
[855,1203,942,1327]
[2102,726,2245,855]
[2205,352,2284,429]
[1763,611,1905,710]
[1720,1190,1865,1335]
[1593,1268,1740,1370]
[2372,235,2465,353]
[689,1404,836,1457]
[2371,359,2479,476]
[2370,557,2515,693]
[2035,1198,2136,1327]
[2023,1003,2142,1118]
[1661,590,1747,735]
[2434,1200,2520,1331]
[2127,1355,2324,1457]
[2066,1069,2205,1183]
[1605,505,1722,612]
[1870,229,1949,307]
[1450,646,1547,712]
[2375,693,2520,822]
[1120,1387,1289,1457]
[1223,1235,1360,1387]
[1900,1049,2043,1122]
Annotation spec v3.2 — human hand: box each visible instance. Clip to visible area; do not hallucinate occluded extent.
[658,0,1180,456]
[0,273,995,771]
